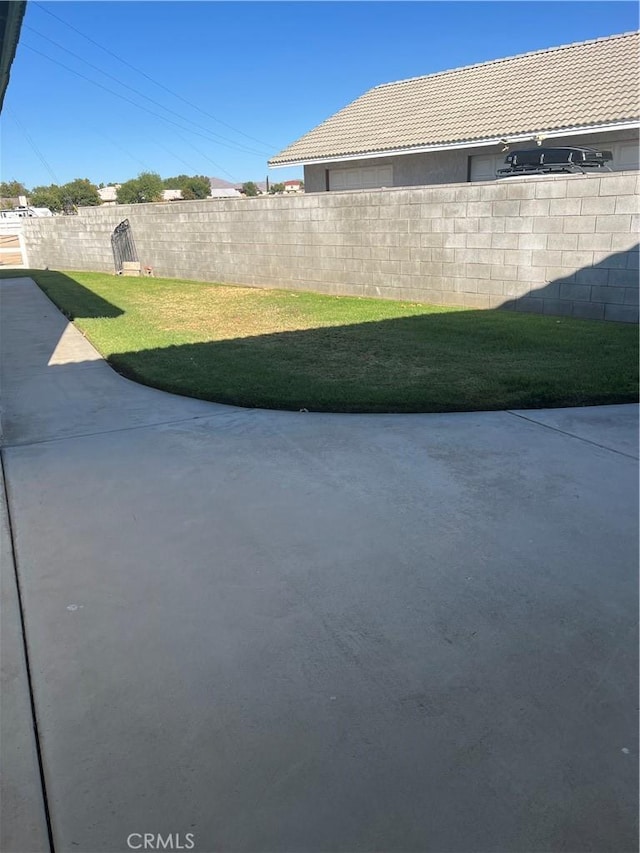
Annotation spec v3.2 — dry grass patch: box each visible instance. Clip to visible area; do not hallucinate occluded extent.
[135,285,322,339]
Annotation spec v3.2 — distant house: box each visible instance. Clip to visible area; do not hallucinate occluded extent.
[98,185,119,205]
[209,176,256,198]
[269,31,640,191]
[283,179,303,193]
[210,188,242,199]
[162,189,183,202]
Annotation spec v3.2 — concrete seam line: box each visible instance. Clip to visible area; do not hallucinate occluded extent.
[3,404,638,453]
[0,450,56,853]
[505,410,639,460]
[0,412,230,450]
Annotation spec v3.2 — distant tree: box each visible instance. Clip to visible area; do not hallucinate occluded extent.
[0,180,27,197]
[242,181,259,197]
[60,178,101,207]
[163,174,211,199]
[116,178,140,204]
[162,174,188,189]
[269,182,285,194]
[299,180,304,190]
[182,175,211,199]
[29,184,64,212]
[117,172,163,204]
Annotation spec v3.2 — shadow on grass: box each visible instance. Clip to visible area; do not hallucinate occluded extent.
[105,315,638,413]
[2,266,637,413]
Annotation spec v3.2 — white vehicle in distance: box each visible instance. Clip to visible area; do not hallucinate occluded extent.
[0,206,54,219]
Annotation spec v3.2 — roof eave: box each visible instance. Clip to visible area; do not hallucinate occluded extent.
[268,120,640,168]
[0,0,26,113]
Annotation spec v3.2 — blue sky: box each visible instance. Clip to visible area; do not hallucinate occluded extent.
[1,1,638,189]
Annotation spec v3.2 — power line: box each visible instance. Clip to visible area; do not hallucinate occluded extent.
[168,129,239,182]
[5,108,60,184]
[23,23,272,158]
[19,42,240,183]
[152,138,202,175]
[20,29,240,181]
[33,1,276,151]
[85,124,151,173]
[22,42,270,159]
[18,39,241,184]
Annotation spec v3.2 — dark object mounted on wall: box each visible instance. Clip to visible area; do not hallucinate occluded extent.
[497,146,613,177]
[111,219,139,274]
[62,197,78,215]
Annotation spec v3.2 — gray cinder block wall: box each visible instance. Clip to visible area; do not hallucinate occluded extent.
[22,170,639,322]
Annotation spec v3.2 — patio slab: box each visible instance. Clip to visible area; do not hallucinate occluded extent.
[1,276,638,853]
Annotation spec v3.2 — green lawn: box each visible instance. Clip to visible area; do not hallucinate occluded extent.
[6,268,638,413]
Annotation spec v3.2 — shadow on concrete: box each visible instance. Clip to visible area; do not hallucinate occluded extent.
[11,269,125,319]
[1,263,637,414]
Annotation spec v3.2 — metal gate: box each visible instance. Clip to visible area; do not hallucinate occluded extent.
[111,219,138,272]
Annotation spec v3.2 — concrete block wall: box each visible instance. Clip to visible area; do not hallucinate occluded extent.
[22,170,639,322]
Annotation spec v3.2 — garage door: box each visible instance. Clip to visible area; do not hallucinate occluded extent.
[612,140,640,170]
[469,153,505,182]
[329,165,393,191]
[469,139,640,182]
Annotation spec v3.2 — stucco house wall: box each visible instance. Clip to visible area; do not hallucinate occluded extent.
[304,128,640,192]
[304,149,468,192]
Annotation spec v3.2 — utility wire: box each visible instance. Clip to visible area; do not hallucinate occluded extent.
[24,23,272,158]
[152,138,202,175]
[168,128,239,182]
[21,42,240,183]
[22,30,239,180]
[85,124,151,172]
[22,43,270,159]
[6,109,149,186]
[33,1,276,151]
[19,40,240,183]
[5,108,60,184]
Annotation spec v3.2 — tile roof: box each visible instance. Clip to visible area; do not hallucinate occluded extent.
[269,31,640,166]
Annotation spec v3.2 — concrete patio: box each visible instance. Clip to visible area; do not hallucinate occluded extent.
[1,276,638,853]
